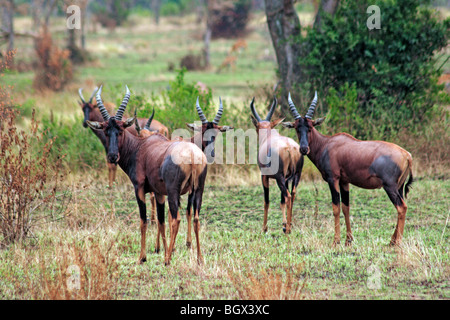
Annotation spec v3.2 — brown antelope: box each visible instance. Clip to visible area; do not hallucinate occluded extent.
[87,86,207,266]
[183,97,233,247]
[283,92,414,246]
[229,39,247,54]
[187,97,233,162]
[79,87,165,224]
[250,97,303,234]
[80,87,162,187]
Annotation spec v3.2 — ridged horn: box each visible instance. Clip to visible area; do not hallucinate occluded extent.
[212,97,223,124]
[265,96,277,121]
[89,87,98,103]
[305,91,318,120]
[288,92,301,120]
[196,97,208,124]
[78,88,86,104]
[134,110,141,135]
[144,108,155,131]
[250,97,262,122]
[115,85,131,121]
[95,85,110,121]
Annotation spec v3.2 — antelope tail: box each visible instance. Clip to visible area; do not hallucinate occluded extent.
[404,156,414,200]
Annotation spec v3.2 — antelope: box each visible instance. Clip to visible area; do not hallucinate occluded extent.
[250,97,303,234]
[79,88,169,138]
[283,92,414,246]
[79,87,162,224]
[86,86,207,266]
[79,87,118,187]
[182,97,232,247]
[187,97,233,162]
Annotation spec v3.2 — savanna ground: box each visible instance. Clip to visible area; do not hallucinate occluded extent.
[1,8,449,300]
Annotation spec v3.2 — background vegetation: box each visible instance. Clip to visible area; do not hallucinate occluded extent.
[0,0,448,300]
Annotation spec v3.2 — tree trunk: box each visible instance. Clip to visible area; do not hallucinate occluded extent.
[264,0,303,106]
[314,0,340,30]
[203,0,213,69]
[152,0,161,25]
[1,0,15,52]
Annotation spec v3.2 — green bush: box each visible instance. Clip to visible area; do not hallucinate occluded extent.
[130,68,213,132]
[160,2,181,16]
[90,0,132,27]
[40,114,106,172]
[299,0,450,139]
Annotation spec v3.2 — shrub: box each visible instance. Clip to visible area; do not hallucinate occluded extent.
[33,28,73,92]
[0,108,66,245]
[91,0,132,29]
[299,0,450,139]
[210,0,252,39]
[39,113,106,172]
[131,68,213,132]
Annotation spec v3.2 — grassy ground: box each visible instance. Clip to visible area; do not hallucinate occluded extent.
[1,9,449,300]
[0,175,448,300]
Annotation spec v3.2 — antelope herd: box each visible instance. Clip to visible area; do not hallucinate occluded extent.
[78,85,414,266]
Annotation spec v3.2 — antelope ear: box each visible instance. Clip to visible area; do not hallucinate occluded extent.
[218,125,233,132]
[250,115,259,127]
[186,123,198,131]
[282,122,295,129]
[271,118,285,129]
[313,117,326,126]
[86,121,103,130]
[123,117,135,128]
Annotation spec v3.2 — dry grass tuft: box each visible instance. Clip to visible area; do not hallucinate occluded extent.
[229,264,307,300]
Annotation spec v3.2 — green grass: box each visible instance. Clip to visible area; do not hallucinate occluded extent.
[0,177,448,299]
[1,11,449,301]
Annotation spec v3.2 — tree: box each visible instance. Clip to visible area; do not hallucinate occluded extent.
[264,0,303,104]
[1,0,15,53]
[313,0,340,29]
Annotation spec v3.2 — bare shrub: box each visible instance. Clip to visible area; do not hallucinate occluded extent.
[33,27,73,91]
[180,52,205,71]
[4,237,124,300]
[0,107,66,245]
[210,0,251,39]
[229,264,307,300]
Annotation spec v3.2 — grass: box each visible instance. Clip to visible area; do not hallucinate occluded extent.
[1,9,449,301]
[0,175,448,300]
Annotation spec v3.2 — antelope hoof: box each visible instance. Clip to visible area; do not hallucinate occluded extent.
[154,248,160,254]
[345,240,352,247]
[139,257,147,264]
[197,256,204,266]
[332,240,341,247]
[282,223,292,234]
[164,260,171,266]
[186,241,192,249]
[389,240,402,247]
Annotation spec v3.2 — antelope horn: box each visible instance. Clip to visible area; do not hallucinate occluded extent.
[196,97,208,124]
[78,88,86,104]
[96,85,110,121]
[212,97,223,124]
[115,85,131,121]
[288,92,301,120]
[305,91,318,120]
[250,97,262,122]
[89,87,98,103]
[144,108,155,131]
[134,110,141,136]
[265,96,277,121]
